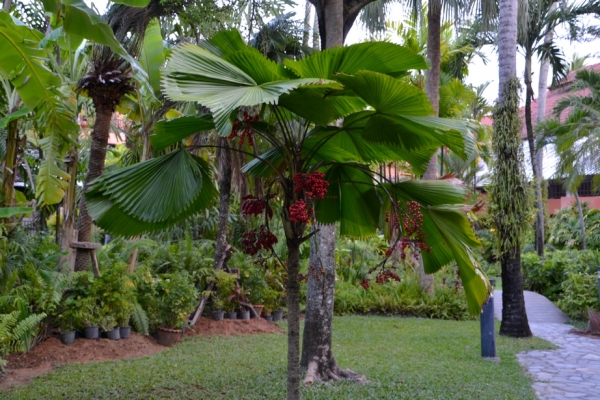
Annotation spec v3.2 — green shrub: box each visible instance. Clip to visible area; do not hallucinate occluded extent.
[156,272,198,329]
[557,272,599,320]
[334,276,473,320]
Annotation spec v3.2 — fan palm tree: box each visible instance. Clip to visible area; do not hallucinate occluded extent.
[491,0,532,338]
[84,30,490,399]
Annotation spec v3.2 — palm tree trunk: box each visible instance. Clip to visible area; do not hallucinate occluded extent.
[303,1,312,47]
[214,138,232,270]
[524,52,545,256]
[500,246,531,337]
[312,8,320,49]
[418,0,442,295]
[74,104,113,271]
[1,119,18,209]
[574,190,586,250]
[59,151,78,270]
[496,0,531,338]
[2,0,11,11]
[286,236,302,400]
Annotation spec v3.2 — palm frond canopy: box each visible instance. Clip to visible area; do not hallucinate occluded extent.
[90,30,490,312]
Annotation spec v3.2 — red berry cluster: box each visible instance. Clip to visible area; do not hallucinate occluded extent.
[241,195,273,218]
[360,279,370,290]
[293,172,329,200]
[385,201,430,260]
[375,269,401,283]
[228,111,259,146]
[241,225,278,255]
[289,199,309,223]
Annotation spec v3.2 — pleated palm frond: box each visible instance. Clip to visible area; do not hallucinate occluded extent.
[378,179,491,314]
[86,148,217,237]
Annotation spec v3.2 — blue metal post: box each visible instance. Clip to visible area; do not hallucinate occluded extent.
[480,279,496,358]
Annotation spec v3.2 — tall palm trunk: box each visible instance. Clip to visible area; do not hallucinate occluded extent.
[286,236,302,400]
[1,119,18,208]
[495,0,532,338]
[524,51,545,257]
[214,137,232,269]
[419,0,442,295]
[303,1,312,47]
[59,151,78,270]
[574,190,586,250]
[74,105,113,271]
[301,1,365,386]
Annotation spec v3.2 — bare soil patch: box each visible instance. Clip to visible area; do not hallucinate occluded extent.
[1,317,282,390]
[186,316,283,337]
[569,328,600,339]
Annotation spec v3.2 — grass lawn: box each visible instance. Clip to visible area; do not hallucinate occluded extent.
[5,316,552,399]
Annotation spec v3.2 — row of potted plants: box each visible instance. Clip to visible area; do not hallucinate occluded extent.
[58,267,136,345]
[207,268,286,322]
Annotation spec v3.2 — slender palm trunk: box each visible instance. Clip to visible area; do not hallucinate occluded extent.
[312,10,320,49]
[2,0,11,12]
[2,119,18,208]
[74,105,113,271]
[418,0,441,295]
[214,138,232,270]
[574,190,586,250]
[59,151,78,270]
[496,0,531,338]
[286,237,302,400]
[303,1,312,47]
[524,52,544,256]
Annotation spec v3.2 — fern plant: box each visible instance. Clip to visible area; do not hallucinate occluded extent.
[0,311,47,357]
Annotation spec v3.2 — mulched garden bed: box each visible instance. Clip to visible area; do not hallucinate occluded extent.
[1,316,283,390]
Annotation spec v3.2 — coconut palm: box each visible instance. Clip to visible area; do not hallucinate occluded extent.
[84,30,490,399]
[491,0,532,338]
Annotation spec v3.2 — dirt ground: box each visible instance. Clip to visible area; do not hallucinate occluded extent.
[1,316,283,390]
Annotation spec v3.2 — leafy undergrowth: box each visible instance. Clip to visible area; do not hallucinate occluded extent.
[5,316,552,399]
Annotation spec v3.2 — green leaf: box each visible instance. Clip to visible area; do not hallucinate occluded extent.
[314,164,380,238]
[0,13,60,110]
[109,0,151,6]
[86,149,217,237]
[151,114,215,151]
[304,127,435,175]
[0,108,30,128]
[285,42,427,79]
[162,43,323,136]
[0,207,32,218]
[139,19,165,95]
[36,136,71,206]
[379,180,491,314]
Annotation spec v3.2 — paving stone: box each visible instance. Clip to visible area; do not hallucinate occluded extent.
[495,290,600,399]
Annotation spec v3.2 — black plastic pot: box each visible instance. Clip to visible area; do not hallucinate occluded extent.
[212,310,224,321]
[60,331,76,345]
[238,310,250,320]
[225,312,237,320]
[263,314,273,322]
[272,310,284,321]
[105,327,121,340]
[84,326,99,339]
[120,326,131,339]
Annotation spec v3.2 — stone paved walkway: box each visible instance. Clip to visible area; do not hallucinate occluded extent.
[494,290,600,400]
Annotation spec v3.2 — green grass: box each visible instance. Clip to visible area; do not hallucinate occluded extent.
[5,316,552,399]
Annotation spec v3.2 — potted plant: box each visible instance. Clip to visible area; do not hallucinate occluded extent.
[100,315,120,340]
[58,308,78,345]
[156,272,198,346]
[272,293,285,322]
[208,270,237,320]
[80,298,101,339]
[211,298,225,321]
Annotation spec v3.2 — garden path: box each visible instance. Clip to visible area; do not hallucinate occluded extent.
[494,290,600,400]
